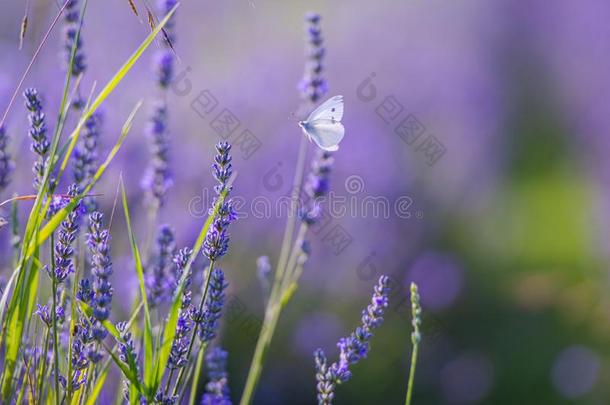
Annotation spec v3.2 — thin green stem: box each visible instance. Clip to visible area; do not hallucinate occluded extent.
[171,260,215,397]
[279,223,308,295]
[36,328,50,405]
[405,343,419,405]
[66,238,83,404]
[50,234,60,405]
[188,341,208,405]
[164,369,175,396]
[240,135,309,405]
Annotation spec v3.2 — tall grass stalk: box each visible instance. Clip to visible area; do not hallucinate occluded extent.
[405,282,421,405]
[240,134,309,405]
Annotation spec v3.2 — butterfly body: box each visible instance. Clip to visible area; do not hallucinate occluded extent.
[299,95,345,152]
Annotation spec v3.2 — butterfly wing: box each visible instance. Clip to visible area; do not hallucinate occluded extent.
[307,95,344,122]
[305,119,345,151]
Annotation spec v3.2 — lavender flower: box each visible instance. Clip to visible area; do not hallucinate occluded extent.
[167,314,192,370]
[212,142,233,195]
[73,112,101,210]
[201,347,232,405]
[155,0,178,88]
[146,224,176,307]
[141,0,177,211]
[193,268,228,344]
[203,142,237,261]
[71,336,89,371]
[141,102,173,210]
[174,247,194,307]
[314,276,391,404]
[116,322,137,365]
[167,248,194,370]
[24,88,50,190]
[0,125,13,194]
[314,349,335,405]
[56,305,66,324]
[87,211,113,343]
[76,278,93,303]
[155,50,174,89]
[50,184,81,283]
[300,150,333,225]
[154,392,178,405]
[299,13,327,104]
[63,0,86,77]
[34,304,52,327]
[59,372,86,392]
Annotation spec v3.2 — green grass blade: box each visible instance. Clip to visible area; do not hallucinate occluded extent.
[120,180,154,397]
[85,361,110,405]
[1,254,38,400]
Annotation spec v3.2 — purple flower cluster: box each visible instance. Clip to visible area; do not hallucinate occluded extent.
[193,268,228,344]
[203,142,237,261]
[155,0,178,88]
[300,150,334,225]
[299,13,327,104]
[174,247,194,307]
[314,276,391,404]
[73,111,102,210]
[141,0,178,210]
[168,248,194,370]
[50,184,81,283]
[201,347,232,405]
[142,102,173,210]
[87,211,113,341]
[34,304,52,327]
[164,249,195,373]
[146,224,177,307]
[70,324,90,372]
[24,88,49,191]
[0,125,13,194]
[116,321,137,365]
[63,0,86,77]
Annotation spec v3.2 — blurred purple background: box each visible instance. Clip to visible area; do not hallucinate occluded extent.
[1,0,609,403]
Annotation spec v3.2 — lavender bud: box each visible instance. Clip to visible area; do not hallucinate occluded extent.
[73,112,102,211]
[52,184,81,283]
[0,125,14,194]
[201,347,231,405]
[63,0,86,77]
[24,88,50,191]
[34,304,52,328]
[299,13,327,104]
[146,224,176,307]
[202,142,237,261]
[142,102,173,210]
[314,276,391,403]
[196,268,228,343]
[87,211,113,341]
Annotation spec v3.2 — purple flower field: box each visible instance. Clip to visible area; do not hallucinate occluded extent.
[0,1,608,404]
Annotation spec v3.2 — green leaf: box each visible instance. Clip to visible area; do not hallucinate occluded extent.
[85,362,110,405]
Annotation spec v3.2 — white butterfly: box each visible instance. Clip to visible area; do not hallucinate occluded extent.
[298,95,345,152]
